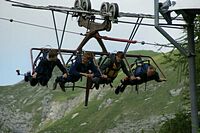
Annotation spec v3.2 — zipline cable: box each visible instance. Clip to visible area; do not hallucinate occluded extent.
[0,17,175,48]
[0,17,85,36]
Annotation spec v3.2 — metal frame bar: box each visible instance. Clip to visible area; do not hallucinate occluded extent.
[30,47,166,78]
[154,0,199,132]
[154,0,187,57]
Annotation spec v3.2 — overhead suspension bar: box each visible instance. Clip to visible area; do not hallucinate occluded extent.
[51,10,68,65]
[124,17,143,53]
[96,34,137,44]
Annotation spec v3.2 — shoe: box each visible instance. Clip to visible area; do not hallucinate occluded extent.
[24,71,31,82]
[59,82,66,92]
[53,81,57,90]
[120,85,126,93]
[94,83,100,90]
[115,86,121,95]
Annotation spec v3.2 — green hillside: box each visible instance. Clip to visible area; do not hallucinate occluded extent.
[0,50,184,133]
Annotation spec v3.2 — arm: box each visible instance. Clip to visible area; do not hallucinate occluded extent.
[56,59,68,78]
[33,59,47,78]
[154,72,166,82]
[69,59,81,77]
[34,59,46,74]
[90,60,101,77]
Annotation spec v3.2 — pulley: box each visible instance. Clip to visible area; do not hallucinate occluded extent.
[82,0,91,11]
[74,0,82,9]
[74,0,91,11]
[100,2,110,15]
[109,3,119,19]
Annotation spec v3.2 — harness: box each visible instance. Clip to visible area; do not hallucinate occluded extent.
[131,58,150,93]
[98,53,121,88]
[105,62,121,79]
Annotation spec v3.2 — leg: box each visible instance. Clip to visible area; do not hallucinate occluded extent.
[92,77,101,90]
[54,76,67,92]
[54,75,80,92]
[30,78,38,86]
[115,77,130,95]
[38,76,49,86]
[120,78,140,93]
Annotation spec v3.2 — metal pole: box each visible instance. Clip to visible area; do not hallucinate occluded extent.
[154,0,199,132]
[187,18,199,133]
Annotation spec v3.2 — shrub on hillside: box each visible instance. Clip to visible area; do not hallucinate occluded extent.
[159,112,191,133]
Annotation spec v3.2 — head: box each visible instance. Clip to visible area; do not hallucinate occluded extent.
[115,51,124,63]
[82,52,94,64]
[147,65,156,77]
[48,49,58,61]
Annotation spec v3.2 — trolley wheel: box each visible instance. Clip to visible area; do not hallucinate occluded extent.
[100,2,110,15]
[82,0,91,11]
[74,0,82,9]
[109,3,119,19]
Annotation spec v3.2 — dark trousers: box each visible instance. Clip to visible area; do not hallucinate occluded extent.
[118,78,144,92]
[122,77,144,85]
[56,75,80,84]
[92,77,114,85]
[30,76,50,86]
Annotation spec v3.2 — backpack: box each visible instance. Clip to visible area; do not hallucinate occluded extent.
[132,62,150,94]
[104,53,121,79]
[134,63,149,77]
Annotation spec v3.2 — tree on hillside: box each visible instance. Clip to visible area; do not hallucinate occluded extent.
[160,15,200,133]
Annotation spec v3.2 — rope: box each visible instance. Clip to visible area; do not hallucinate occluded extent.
[137,41,174,48]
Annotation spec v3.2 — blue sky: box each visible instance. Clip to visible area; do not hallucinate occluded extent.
[0,0,183,86]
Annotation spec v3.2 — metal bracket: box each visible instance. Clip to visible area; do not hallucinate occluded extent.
[76,16,112,52]
[154,0,188,57]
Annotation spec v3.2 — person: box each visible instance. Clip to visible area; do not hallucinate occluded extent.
[53,52,101,91]
[115,63,166,94]
[92,51,134,89]
[24,49,68,88]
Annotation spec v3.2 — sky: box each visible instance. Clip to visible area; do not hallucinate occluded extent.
[0,0,184,86]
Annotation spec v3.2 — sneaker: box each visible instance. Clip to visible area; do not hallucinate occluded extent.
[59,82,66,92]
[94,83,100,90]
[115,86,121,95]
[120,85,126,93]
[53,81,57,90]
[24,71,31,82]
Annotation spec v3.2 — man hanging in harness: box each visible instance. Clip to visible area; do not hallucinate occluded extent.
[53,52,101,92]
[92,51,133,89]
[115,62,166,95]
[24,49,68,87]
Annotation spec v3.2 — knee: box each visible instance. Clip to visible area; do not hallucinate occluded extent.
[56,76,62,82]
[30,78,38,86]
[122,79,130,85]
[92,77,100,83]
[40,80,48,86]
[30,80,38,86]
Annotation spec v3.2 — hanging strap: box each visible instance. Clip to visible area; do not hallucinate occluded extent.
[145,82,147,91]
